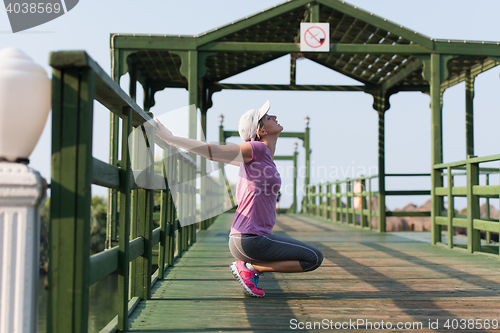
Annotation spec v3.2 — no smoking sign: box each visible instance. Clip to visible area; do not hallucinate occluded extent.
[300,23,330,52]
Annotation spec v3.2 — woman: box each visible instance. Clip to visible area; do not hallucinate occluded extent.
[155,100,323,298]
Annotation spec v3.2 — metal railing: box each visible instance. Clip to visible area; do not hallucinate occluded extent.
[302,174,431,232]
[48,51,223,333]
[433,154,500,255]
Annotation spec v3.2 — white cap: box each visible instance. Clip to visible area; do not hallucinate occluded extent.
[238,100,270,142]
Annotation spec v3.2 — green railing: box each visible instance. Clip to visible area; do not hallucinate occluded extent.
[48,51,223,333]
[433,154,500,256]
[302,174,431,232]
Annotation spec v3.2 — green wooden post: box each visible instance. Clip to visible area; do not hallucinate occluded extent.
[48,67,94,333]
[177,160,184,257]
[219,121,225,183]
[190,163,197,244]
[308,2,320,22]
[108,51,121,247]
[466,158,481,253]
[326,183,332,220]
[304,123,310,206]
[465,70,475,157]
[485,174,491,244]
[290,54,296,85]
[360,179,367,228]
[377,107,386,232]
[310,185,315,215]
[318,183,323,218]
[335,183,341,223]
[346,180,353,225]
[368,178,372,230]
[430,54,444,244]
[158,158,169,279]
[293,149,298,213]
[131,126,154,300]
[117,107,132,332]
[447,167,454,249]
[168,153,177,267]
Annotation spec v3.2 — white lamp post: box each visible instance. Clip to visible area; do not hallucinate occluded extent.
[0,47,50,333]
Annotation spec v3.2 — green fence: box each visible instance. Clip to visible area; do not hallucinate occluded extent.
[303,173,431,232]
[48,51,223,333]
[433,154,500,256]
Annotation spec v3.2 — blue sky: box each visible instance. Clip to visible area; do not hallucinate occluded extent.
[2,0,500,210]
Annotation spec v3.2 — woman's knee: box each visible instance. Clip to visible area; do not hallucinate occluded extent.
[302,247,323,272]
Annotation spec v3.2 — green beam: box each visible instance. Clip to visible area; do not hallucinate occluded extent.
[111,34,198,50]
[381,58,423,91]
[274,155,294,161]
[308,2,320,22]
[316,0,434,49]
[434,40,500,57]
[196,0,311,46]
[210,83,368,92]
[198,42,431,54]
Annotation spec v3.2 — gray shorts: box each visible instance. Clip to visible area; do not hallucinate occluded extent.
[228,234,323,272]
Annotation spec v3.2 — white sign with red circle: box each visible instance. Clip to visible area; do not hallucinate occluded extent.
[300,23,330,52]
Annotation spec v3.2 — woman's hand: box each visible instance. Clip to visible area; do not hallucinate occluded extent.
[154,118,175,145]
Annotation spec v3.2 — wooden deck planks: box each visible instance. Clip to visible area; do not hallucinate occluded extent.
[128,213,500,332]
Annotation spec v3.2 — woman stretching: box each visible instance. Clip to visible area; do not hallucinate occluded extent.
[154,100,323,297]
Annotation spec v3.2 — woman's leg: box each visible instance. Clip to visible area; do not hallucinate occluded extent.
[251,260,303,273]
[229,234,323,273]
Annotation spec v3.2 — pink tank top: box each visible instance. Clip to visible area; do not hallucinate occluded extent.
[230,141,282,236]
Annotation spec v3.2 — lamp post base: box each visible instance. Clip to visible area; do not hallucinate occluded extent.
[0,162,47,333]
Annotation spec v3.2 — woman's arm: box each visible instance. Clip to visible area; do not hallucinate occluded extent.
[154,118,252,165]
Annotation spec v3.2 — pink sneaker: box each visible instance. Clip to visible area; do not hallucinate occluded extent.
[230,260,265,297]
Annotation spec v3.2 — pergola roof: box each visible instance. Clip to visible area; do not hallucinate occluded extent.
[111,0,500,96]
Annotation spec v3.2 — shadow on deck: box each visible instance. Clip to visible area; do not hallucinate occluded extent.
[128,213,500,332]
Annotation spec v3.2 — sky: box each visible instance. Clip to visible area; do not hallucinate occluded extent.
[2,0,500,210]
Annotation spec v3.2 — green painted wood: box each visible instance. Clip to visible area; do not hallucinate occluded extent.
[451,187,467,196]
[49,51,151,127]
[360,179,368,228]
[92,158,120,188]
[447,168,454,249]
[293,151,298,214]
[466,160,481,253]
[199,38,431,55]
[196,0,311,46]
[434,153,500,169]
[472,185,500,197]
[158,159,169,279]
[434,40,500,57]
[335,183,341,223]
[485,174,491,244]
[317,0,434,49]
[117,107,132,332]
[108,52,120,245]
[429,54,444,245]
[89,247,118,285]
[326,184,332,220]
[377,107,386,232]
[465,70,475,157]
[368,179,372,230]
[385,190,431,196]
[304,126,310,194]
[473,219,500,233]
[48,67,94,333]
[346,181,353,225]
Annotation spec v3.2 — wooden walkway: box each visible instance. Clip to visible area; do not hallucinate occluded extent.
[128,213,500,332]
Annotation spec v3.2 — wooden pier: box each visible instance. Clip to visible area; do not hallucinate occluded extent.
[127,213,500,332]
